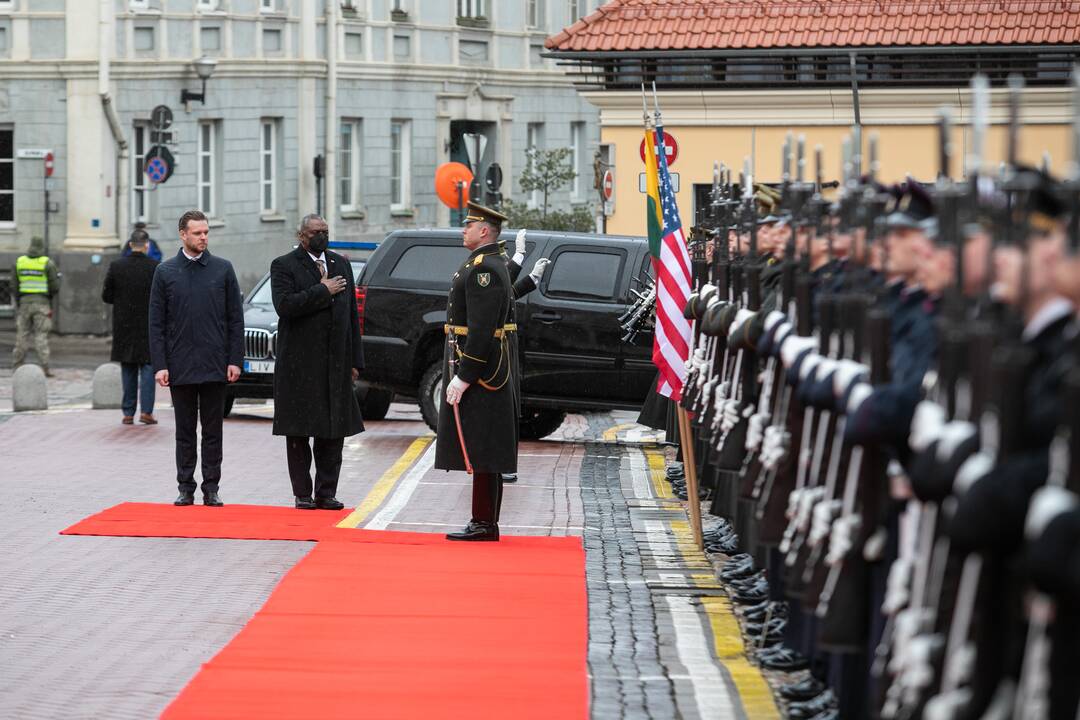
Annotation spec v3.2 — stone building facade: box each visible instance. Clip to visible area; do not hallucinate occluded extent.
[0,0,602,332]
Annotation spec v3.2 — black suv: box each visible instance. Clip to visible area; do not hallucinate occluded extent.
[358,229,656,438]
[227,255,395,420]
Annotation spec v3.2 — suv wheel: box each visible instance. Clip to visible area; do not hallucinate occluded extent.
[223,395,235,418]
[519,408,567,440]
[418,361,443,433]
[355,383,393,421]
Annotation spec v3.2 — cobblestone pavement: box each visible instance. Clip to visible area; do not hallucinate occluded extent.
[1,400,771,719]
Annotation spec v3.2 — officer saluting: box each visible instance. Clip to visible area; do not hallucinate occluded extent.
[437,202,518,541]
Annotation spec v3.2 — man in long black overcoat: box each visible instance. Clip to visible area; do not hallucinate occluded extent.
[270,214,365,510]
[103,229,160,424]
[437,202,518,541]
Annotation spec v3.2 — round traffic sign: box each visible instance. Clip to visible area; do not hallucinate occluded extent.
[144,145,175,184]
[639,131,679,167]
[602,169,615,201]
[151,104,173,131]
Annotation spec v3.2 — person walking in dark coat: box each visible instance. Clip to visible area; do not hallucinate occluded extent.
[148,210,244,507]
[270,214,365,510]
[437,202,518,542]
[102,229,160,425]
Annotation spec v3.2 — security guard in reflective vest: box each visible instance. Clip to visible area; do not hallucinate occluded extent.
[436,201,518,541]
[12,236,60,376]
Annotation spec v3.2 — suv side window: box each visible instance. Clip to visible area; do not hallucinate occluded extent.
[544,248,625,302]
[389,244,469,284]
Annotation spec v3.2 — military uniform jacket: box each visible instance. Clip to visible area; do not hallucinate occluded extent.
[434,243,518,474]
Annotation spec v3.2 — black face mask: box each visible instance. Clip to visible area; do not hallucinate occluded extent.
[308,231,329,254]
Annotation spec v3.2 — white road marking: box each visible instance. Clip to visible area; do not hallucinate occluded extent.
[363,442,437,530]
[665,595,739,719]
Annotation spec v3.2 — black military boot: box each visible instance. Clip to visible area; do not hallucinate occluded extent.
[446,521,500,541]
[174,491,195,506]
[294,496,316,510]
[203,491,224,507]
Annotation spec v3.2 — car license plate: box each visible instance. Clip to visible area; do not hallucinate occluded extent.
[244,360,275,374]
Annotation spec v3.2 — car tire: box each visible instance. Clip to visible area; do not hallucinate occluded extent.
[223,395,235,419]
[356,384,393,421]
[418,361,443,433]
[518,408,567,440]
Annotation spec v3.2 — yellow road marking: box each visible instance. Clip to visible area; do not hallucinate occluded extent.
[602,422,638,441]
[669,521,781,719]
[645,446,673,499]
[701,596,782,719]
[336,435,434,528]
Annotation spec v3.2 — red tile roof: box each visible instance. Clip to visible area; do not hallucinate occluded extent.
[545,1,1080,52]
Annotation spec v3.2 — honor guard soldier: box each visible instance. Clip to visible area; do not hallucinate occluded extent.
[11,235,60,376]
[437,201,518,541]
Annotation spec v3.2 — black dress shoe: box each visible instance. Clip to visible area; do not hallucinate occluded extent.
[807,710,838,720]
[779,677,827,702]
[733,584,770,604]
[203,491,224,507]
[759,645,810,671]
[174,491,195,506]
[500,473,518,483]
[315,497,345,510]
[446,521,499,541]
[294,496,316,510]
[788,689,837,719]
[744,601,788,623]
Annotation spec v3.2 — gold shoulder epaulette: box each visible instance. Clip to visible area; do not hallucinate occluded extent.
[473,255,484,266]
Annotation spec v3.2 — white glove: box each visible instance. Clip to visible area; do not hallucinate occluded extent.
[445,375,470,406]
[529,257,550,284]
[513,228,527,264]
[1025,485,1078,538]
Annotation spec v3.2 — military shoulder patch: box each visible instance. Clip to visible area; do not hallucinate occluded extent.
[477,272,491,287]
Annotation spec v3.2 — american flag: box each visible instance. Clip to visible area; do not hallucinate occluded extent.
[644,124,693,400]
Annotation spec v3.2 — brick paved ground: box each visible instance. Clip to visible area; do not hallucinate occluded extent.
[0,399,770,719]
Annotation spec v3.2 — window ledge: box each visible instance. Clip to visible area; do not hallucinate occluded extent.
[208,218,226,228]
[390,208,414,218]
[260,213,287,223]
[0,224,17,234]
[340,210,366,220]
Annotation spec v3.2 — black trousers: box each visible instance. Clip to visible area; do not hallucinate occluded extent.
[170,382,225,494]
[286,436,345,500]
[472,472,503,524]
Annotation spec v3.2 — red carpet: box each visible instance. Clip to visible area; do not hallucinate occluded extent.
[161,530,589,719]
[60,502,350,541]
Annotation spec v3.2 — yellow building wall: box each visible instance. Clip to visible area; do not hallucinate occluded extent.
[602,123,1072,237]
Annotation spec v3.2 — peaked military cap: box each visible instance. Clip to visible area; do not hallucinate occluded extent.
[884,181,935,230]
[463,201,508,230]
[1012,166,1065,233]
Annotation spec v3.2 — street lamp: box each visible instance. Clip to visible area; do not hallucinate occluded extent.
[180,55,218,110]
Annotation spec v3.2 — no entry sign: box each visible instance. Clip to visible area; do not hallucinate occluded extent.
[602,169,615,201]
[639,131,678,167]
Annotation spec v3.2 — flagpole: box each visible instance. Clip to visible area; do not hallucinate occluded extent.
[650,80,704,550]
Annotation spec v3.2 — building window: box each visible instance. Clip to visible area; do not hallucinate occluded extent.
[530,43,544,66]
[0,128,13,225]
[571,121,584,198]
[129,0,150,10]
[459,39,488,64]
[263,28,282,53]
[339,119,361,212]
[132,124,157,225]
[197,121,218,217]
[393,34,410,60]
[0,27,8,54]
[344,31,363,59]
[457,0,484,18]
[567,0,585,23]
[260,119,278,214]
[200,26,221,53]
[526,122,543,209]
[196,0,220,11]
[134,26,155,52]
[527,0,544,28]
[390,119,411,211]
[260,0,275,11]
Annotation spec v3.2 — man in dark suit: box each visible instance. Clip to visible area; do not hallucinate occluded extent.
[149,209,244,507]
[102,229,160,425]
[437,202,518,541]
[270,214,365,510]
